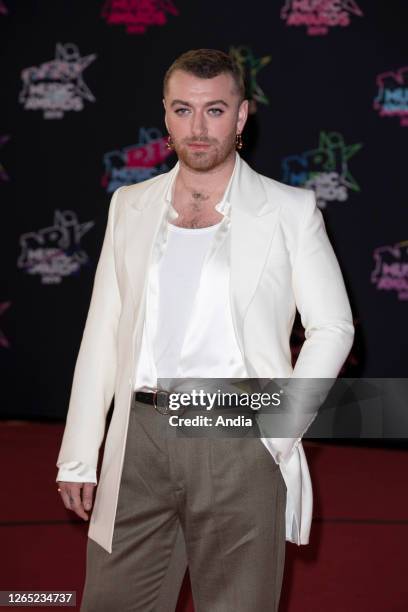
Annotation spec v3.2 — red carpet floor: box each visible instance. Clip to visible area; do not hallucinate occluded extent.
[1,421,407,611]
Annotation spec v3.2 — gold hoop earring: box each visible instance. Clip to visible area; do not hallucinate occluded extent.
[166,135,174,150]
[235,133,243,150]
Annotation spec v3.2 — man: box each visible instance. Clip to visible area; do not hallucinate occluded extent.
[56,49,354,611]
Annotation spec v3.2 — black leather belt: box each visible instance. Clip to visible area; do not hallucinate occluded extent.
[134,390,179,415]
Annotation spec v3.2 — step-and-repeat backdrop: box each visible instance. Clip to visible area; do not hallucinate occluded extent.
[0,1,407,419]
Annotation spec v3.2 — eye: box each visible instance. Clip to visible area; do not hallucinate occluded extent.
[208,108,224,116]
[175,108,189,115]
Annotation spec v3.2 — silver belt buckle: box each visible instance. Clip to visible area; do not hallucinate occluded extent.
[153,390,170,415]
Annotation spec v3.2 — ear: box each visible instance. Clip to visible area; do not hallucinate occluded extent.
[237,99,249,134]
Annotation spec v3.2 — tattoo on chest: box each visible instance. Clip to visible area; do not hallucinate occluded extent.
[191,191,209,211]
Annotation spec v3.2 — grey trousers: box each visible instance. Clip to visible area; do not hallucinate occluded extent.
[80,396,287,612]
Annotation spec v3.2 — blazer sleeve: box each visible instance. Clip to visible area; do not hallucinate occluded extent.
[261,189,355,465]
[56,187,123,470]
[291,188,355,378]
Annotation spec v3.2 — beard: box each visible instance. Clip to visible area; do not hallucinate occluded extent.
[172,131,236,172]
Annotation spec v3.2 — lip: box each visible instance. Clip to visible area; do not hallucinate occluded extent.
[188,143,210,148]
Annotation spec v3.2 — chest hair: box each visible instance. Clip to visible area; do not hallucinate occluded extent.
[172,190,224,229]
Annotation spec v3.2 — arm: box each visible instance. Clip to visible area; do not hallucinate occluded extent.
[291,189,355,378]
[56,187,122,472]
[260,189,355,463]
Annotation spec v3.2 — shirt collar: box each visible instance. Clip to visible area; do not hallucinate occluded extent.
[165,151,238,220]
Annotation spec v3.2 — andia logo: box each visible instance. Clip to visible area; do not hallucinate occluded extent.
[373,66,408,127]
[229,46,271,115]
[0,135,10,181]
[371,240,408,301]
[282,131,362,208]
[17,211,94,285]
[19,43,96,119]
[280,0,363,36]
[102,127,172,193]
[102,0,179,34]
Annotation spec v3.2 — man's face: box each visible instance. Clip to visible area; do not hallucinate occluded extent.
[163,70,248,172]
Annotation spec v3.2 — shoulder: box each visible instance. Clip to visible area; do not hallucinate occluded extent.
[258,171,316,218]
[238,155,316,222]
[108,169,171,223]
[246,166,320,244]
[114,172,165,202]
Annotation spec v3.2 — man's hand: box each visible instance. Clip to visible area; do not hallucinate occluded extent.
[57,482,96,521]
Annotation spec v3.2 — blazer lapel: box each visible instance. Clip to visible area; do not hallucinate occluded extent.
[229,156,282,357]
[123,164,179,305]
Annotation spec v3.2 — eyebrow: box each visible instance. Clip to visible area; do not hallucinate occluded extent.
[170,99,230,108]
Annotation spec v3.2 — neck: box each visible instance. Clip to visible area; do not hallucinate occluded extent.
[176,151,236,196]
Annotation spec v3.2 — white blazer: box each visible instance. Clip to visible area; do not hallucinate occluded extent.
[56,152,354,553]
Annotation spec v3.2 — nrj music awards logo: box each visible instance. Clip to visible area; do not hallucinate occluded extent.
[371,240,408,301]
[229,46,271,115]
[373,66,408,127]
[282,131,362,208]
[0,135,10,181]
[19,43,97,119]
[17,211,95,285]
[280,0,363,36]
[102,128,172,193]
[102,0,179,34]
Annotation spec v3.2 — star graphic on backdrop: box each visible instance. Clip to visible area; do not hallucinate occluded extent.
[53,43,97,102]
[341,0,363,16]
[229,46,271,113]
[317,131,362,191]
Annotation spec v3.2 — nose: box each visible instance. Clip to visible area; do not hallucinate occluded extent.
[191,110,207,138]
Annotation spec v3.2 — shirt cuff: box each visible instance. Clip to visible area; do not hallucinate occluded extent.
[56,461,97,484]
